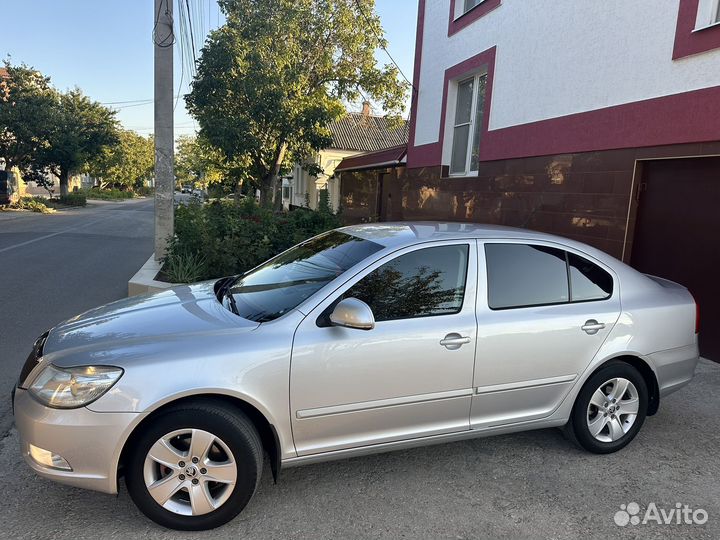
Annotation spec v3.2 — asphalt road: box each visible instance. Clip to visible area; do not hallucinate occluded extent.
[0,198,155,435]
[1,200,718,539]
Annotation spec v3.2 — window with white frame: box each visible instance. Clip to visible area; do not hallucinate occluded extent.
[695,0,720,28]
[449,72,487,176]
[463,0,484,16]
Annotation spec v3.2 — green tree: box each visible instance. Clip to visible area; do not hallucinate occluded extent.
[42,89,119,196]
[88,129,154,190]
[175,134,226,189]
[0,62,57,172]
[186,0,408,208]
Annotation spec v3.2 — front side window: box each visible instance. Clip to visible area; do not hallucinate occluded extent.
[345,244,469,322]
[485,243,613,310]
[228,231,383,322]
[450,72,487,175]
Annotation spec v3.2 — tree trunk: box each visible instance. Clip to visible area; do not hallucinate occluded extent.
[59,168,70,197]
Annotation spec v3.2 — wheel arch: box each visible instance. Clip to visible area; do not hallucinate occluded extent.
[586,354,660,416]
[117,393,282,487]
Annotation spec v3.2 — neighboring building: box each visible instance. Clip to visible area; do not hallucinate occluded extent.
[338,0,720,359]
[285,102,408,211]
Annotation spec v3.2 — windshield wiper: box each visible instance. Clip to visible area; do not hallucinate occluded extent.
[225,290,240,315]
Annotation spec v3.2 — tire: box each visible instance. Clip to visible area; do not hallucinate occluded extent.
[125,400,263,531]
[567,361,648,454]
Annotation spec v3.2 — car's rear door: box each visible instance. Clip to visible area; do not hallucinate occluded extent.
[290,240,477,456]
[471,240,621,428]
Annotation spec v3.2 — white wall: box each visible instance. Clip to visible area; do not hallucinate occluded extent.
[415,0,720,146]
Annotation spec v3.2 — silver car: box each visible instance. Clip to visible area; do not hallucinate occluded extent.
[13,223,699,530]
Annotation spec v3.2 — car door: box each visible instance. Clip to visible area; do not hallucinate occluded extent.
[471,240,621,428]
[290,241,477,456]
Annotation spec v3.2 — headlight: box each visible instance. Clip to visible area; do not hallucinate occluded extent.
[28,364,123,409]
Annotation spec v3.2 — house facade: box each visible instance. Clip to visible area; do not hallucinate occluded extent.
[338,0,720,359]
[285,103,408,211]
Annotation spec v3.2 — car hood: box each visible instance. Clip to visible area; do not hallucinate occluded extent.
[44,280,258,360]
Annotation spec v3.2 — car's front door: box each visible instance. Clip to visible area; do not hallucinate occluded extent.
[290,241,477,456]
[471,241,621,428]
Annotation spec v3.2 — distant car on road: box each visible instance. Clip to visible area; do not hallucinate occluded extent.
[180,186,192,194]
[13,223,699,530]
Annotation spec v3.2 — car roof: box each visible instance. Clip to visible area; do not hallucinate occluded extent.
[340,222,574,248]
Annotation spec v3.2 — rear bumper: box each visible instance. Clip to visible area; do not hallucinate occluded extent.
[649,342,700,398]
[13,388,142,494]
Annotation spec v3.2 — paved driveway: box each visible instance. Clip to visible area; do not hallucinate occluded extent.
[1,359,717,539]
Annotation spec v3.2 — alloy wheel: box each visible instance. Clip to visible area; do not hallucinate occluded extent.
[143,428,237,516]
[586,377,640,443]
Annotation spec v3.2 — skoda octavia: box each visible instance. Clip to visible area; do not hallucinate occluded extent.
[14,223,699,530]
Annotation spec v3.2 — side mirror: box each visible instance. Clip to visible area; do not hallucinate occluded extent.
[329,298,375,330]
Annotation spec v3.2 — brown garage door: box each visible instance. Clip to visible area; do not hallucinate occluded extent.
[631,157,720,361]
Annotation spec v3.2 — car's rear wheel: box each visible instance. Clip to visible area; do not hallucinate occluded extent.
[126,401,263,530]
[567,361,648,454]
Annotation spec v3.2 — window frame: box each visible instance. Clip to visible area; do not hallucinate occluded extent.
[481,240,616,312]
[448,71,487,177]
[461,0,486,18]
[313,240,477,327]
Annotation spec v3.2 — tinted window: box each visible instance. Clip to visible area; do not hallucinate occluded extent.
[486,244,569,309]
[568,253,613,302]
[346,245,469,322]
[229,231,383,322]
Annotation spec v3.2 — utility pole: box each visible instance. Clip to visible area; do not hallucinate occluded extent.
[154,0,174,260]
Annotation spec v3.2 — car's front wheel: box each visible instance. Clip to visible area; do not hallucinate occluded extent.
[125,400,263,530]
[567,361,648,454]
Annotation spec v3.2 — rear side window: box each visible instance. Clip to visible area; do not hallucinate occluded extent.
[568,252,613,301]
[485,244,613,309]
[346,244,469,322]
[485,244,569,309]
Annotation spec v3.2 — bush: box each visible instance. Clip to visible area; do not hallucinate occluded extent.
[83,188,135,200]
[59,193,87,206]
[134,185,154,197]
[4,196,55,214]
[163,197,342,283]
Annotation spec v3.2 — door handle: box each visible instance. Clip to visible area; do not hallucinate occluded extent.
[440,333,471,350]
[581,320,606,335]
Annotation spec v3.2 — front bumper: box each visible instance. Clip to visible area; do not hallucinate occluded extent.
[13,388,143,494]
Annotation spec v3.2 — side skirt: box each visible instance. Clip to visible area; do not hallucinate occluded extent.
[281,415,567,469]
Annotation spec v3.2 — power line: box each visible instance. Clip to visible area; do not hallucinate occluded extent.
[152,0,175,48]
[353,0,417,95]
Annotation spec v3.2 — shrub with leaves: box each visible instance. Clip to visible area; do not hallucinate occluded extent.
[4,196,55,214]
[59,193,87,206]
[164,197,342,283]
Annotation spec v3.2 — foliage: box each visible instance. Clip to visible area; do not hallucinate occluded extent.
[163,251,208,284]
[186,0,408,207]
[0,62,57,171]
[175,134,227,189]
[83,188,134,200]
[87,129,153,190]
[164,198,342,282]
[59,192,87,206]
[40,89,119,196]
[4,196,55,214]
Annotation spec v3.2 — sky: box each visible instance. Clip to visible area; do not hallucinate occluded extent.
[1,0,418,138]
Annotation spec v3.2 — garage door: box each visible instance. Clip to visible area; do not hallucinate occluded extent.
[631,157,720,361]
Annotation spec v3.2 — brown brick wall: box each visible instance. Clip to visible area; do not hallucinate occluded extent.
[339,142,720,261]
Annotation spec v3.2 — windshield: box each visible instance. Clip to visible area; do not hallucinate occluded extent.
[227,230,383,322]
